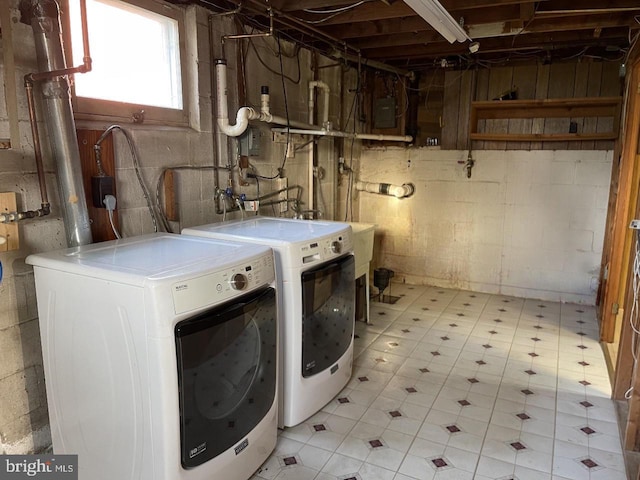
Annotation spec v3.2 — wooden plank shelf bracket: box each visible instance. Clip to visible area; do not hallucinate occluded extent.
[469,97,622,142]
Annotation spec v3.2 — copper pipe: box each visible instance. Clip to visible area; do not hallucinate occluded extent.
[26,0,92,83]
[24,80,49,207]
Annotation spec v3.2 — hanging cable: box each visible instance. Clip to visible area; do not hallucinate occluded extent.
[343,66,362,222]
[94,125,159,233]
[303,1,366,14]
[253,35,291,180]
[155,165,230,233]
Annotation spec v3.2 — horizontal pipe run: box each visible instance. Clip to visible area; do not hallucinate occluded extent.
[0,204,50,224]
[271,127,413,143]
[355,181,415,198]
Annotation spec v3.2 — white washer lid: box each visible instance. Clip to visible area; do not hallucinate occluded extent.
[183,217,351,246]
[26,233,271,285]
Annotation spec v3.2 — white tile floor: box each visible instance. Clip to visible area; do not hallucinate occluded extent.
[251,285,627,480]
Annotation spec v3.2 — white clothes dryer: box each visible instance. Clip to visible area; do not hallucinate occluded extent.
[183,217,355,427]
[26,233,278,480]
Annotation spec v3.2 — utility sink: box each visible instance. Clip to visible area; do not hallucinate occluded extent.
[349,222,376,323]
[348,222,376,279]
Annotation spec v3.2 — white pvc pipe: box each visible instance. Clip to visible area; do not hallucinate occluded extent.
[216,60,316,137]
[272,127,413,143]
[355,181,415,199]
[309,81,330,127]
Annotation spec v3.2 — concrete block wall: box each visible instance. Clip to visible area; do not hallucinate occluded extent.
[0,2,344,453]
[357,147,612,304]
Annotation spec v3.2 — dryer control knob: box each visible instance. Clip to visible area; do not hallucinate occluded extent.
[230,273,248,290]
[330,241,342,254]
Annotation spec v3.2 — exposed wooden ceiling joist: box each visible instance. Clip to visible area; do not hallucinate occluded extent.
[197,0,638,71]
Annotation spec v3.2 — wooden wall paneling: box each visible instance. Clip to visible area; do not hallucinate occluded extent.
[543,63,576,150]
[596,62,624,151]
[442,70,462,149]
[456,70,473,150]
[582,62,604,150]
[530,64,550,150]
[507,65,537,150]
[77,130,120,242]
[601,62,640,344]
[567,62,590,150]
[416,70,445,146]
[473,68,490,150]
[485,67,514,150]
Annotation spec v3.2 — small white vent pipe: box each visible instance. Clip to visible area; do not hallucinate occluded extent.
[309,80,330,127]
[356,181,415,199]
[215,59,314,137]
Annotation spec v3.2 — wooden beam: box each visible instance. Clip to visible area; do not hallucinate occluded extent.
[442,0,541,11]
[601,63,640,346]
[527,13,640,33]
[470,132,617,142]
[294,2,415,25]
[471,97,621,120]
[273,0,376,12]
[322,17,431,39]
[520,2,535,22]
[164,170,178,222]
[349,31,442,49]
[362,29,629,60]
[537,0,640,15]
[322,4,521,36]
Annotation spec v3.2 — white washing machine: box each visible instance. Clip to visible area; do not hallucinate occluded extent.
[183,217,355,428]
[26,233,278,480]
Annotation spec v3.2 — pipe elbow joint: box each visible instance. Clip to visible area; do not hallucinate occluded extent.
[356,181,415,199]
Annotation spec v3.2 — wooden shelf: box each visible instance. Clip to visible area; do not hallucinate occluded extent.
[470,97,622,142]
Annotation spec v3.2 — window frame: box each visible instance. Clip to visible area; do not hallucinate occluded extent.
[62,0,192,127]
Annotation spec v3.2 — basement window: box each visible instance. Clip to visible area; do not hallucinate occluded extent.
[66,0,189,126]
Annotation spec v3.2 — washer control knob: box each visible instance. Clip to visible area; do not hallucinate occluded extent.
[230,273,248,290]
[330,241,342,254]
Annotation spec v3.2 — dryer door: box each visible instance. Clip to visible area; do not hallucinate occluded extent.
[175,287,277,469]
[301,254,355,377]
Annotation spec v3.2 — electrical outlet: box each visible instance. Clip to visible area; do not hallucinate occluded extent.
[244,200,259,212]
[630,219,640,229]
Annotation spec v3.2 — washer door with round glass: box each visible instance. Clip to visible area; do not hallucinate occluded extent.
[175,287,277,469]
[301,254,355,378]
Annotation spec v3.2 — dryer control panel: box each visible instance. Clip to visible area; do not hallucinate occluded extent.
[172,252,275,314]
[296,232,353,268]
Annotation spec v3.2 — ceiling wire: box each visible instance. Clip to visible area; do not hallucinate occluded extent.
[303,1,366,15]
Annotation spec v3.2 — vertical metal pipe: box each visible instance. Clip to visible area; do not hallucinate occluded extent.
[25,0,92,246]
[24,81,49,207]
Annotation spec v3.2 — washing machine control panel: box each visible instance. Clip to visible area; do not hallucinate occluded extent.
[297,232,353,267]
[172,253,275,314]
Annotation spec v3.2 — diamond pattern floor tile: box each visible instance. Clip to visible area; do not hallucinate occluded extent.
[253,285,626,480]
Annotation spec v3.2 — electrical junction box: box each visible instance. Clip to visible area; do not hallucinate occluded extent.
[374,97,397,129]
[240,127,261,156]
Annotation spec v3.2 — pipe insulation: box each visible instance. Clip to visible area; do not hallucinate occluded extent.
[215,59,314,137]
[355,181,415,199]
